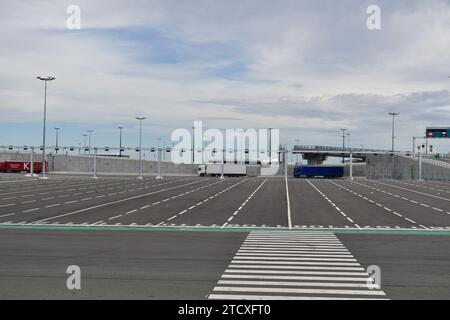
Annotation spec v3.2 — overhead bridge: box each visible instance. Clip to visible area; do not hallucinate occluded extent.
[292,145,413,165]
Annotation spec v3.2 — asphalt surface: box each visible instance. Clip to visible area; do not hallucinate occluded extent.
[1,174,450,229]
[0,229,448,299]
[0,173,449,299]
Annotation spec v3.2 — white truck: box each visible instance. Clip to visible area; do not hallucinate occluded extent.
[198,164,247,177]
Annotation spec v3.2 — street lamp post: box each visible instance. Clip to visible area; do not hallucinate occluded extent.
[340,128,347,164]
[389,112,400,152]
[346,132,350,150]
[156,138,163,180]
[82,134,88,154]
[192,126,195,164]
[87,130,94,155]
[118,126,124,157]
[92,147,98,179]
[295,139,300,164]
[136,117,146,180]
[54,127,60,154]
[30,147,35,176]
[37,76,55,179]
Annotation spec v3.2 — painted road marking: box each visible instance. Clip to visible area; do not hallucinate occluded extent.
[158,179,248,224]
[99,179,222,222]
[0,203,16,208]
[395,180,450,195]
[209,231,387,300]
[371,180,450,202]
[306,180,360,229]
[22,208,40,213]
[329,180,424,228]
[31,180,204,224]
[351,180,448,218]
[218,280,379,288]
[222,179,267,228]
[286,176,292,229]
[0,221,449,234]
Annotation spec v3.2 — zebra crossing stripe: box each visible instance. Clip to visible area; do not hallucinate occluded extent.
[208,231,387,300]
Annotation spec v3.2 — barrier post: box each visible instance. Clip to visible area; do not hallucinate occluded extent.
[30,147,34,176]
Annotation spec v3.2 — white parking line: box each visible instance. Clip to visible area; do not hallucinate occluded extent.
[371,180,450,202]
[159,179,248,225]
[0,203,15,208]
[329,180,423,228]
[306,180,360,229]
[286,177,292,229]
[351,180,449,219]
[31,180,204,223]
[222,179,267,228]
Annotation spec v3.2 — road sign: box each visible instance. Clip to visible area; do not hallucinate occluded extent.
[426,127,450,138]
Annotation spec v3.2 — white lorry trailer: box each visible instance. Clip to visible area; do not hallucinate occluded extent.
[198,164,246,177]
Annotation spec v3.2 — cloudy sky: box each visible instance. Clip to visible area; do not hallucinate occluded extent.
[1,0,450,154]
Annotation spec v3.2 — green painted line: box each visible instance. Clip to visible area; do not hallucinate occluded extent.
[0,224,449,236]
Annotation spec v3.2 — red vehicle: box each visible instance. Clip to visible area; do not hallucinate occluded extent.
[0,161,48,173]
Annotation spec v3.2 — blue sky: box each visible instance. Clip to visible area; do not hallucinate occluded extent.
[1,0,450,155]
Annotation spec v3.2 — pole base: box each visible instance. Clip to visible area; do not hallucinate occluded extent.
[137,176,143,180]
[25,173,39,178]
[39,176,49,180]
[220,175,225,180]
[92,176,99,179]
[155,175,163,180]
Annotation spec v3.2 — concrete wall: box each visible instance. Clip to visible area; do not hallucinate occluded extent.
[1,151,367,177]
[0,152,32,162]
[0,152,267,176]
[343,163,366,177]
[52,154,199,175]
[366,154,450,180]
[0,152,198,175]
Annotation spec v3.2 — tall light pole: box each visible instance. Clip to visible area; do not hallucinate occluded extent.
[54,127,60,153]
[389,112,400,152]
[346,132,350,150]
[82,134,88,154]
[192,126,195,164]
[37,76,55,179]
[156,138,163,180]
[340,128,347,163]
[268,128,273,165]
[136,117,146,180]
[87,130,94,154]
[118,126,124,157]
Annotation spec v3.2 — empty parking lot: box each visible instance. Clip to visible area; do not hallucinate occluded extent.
[1,173,450,300]
[1,174,450,230]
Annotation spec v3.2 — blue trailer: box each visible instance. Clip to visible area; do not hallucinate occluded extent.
[293,166,344,179]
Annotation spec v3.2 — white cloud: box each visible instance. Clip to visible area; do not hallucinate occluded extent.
[0,0,450,151]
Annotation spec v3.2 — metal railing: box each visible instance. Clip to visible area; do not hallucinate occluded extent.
[400,154,450,170]
[293,145,396,153]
